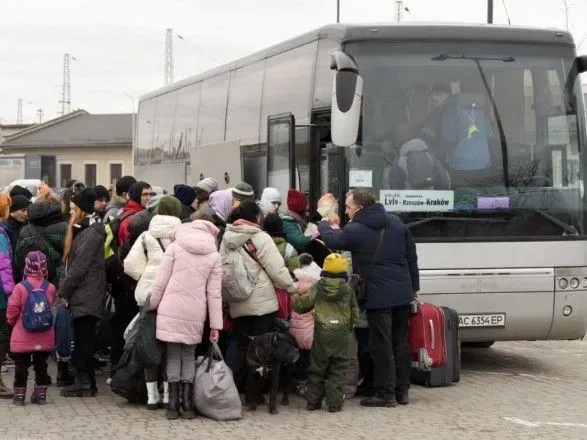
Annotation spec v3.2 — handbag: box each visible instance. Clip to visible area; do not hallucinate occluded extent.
[353,228,385,306]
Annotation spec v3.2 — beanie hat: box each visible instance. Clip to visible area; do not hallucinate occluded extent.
[322,253,349,274]
[260,187,282,205]
[232,182,255,202]
[9,185,33,201]
[71,188,97,214]
[196,177,219,194]
[158,195,182,218]
[287,189,308,214]
[173,184,197,206]
[317,193,338,218]
[24,250,48,279]
[147,194,163,215]
[94,185,110,201]
[128,181,151,204]
[262,213,284,237]
[298,253,314,268]
[115,175,137,196]
[10,195,32,213]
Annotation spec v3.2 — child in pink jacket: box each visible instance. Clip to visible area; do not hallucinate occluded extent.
[6,251,56,406]
[149,219,223,420]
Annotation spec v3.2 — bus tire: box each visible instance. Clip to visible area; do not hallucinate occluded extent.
[464,341,495,349]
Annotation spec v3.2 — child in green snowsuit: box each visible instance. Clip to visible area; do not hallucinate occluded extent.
[292,253,358,412]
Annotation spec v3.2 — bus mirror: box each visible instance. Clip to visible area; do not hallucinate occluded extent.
[578,55,587,73]
[331,70,363,147]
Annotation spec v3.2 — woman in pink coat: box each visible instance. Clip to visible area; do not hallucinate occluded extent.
[149,219,222,420]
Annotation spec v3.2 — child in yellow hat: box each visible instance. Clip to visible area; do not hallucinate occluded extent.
[292,252,358,413]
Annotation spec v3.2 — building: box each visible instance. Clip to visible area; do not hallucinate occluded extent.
[0,123,35,143]
[0,110,133,188]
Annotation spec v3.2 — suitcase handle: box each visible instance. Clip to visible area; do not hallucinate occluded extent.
[429,319,435,349]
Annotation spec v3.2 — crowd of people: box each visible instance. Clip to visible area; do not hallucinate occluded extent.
[0,175,420,419]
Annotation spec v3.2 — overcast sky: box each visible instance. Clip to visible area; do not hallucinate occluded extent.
[1,0,586,124]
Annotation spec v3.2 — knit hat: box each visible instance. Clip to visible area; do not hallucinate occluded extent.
[322,253,349,274]
[71,188,97,214]
[128,182,151,204]
[317,193,338,218]
[24,250,48,279]
[287,189,308,214]
[9,185,33,200]
[158,195,182,218]
[147,194,163,215]
[196,177,219,194]
[232,182,255,202]
[262,213,284,237]
[115,175,137,196]
[173,184,197,206]
[261,187,282,205]
[94,185,110,201]
[298,253,314,268]
[10,195,31,213]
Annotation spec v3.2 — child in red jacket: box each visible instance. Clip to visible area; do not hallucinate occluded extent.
[6,251,56,405]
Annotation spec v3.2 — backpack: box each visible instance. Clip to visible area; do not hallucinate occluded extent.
[221,240,259,302]
[22,280,53,333]
[394,139,435,189]
[110,345,147,404]
[104,211,135,284]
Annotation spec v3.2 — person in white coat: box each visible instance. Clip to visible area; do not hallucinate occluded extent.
[123,195,182,410]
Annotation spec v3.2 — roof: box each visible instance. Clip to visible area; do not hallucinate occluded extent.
[0,110,133,149]
[141,22,575,102]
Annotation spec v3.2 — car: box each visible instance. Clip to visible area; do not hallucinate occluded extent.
[2,179,44,201]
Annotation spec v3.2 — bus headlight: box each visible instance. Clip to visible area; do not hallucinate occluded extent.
[558,278,569,289]
[570,278,580,289]
[563,305,573,316]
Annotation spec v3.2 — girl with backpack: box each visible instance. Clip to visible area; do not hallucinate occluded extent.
[6,251,56,405]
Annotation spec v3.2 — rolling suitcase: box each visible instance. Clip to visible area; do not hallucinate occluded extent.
[408,302,447,370]
[410,305,461,387]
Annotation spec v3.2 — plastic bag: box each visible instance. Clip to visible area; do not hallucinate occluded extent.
[135,308,163,367]
[123,313,140,347]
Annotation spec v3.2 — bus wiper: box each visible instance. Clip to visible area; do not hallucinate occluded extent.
[406,216,510,229]
[533,209,579,236]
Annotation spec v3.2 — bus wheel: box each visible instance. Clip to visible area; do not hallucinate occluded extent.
[463,341,495,349]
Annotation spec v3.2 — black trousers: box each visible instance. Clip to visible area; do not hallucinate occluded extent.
[0,309,11,365]
[13,352,51,387]
[367,305,411,400]
[71,316,99,375]
[230,314,274,393]
[355,327,374,388]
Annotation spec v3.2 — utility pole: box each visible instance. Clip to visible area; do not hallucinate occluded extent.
[164,28,174,85]
[16,99,22,124]
[59,53,71,116]
[487,0,494,23]
[36,109,44,124]
[336,0,340,23]
[395,1,404,22]
[561,0,570,31]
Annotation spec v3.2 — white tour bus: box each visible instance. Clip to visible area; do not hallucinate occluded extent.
[135,23,587,345]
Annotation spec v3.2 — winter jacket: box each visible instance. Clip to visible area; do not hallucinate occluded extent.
[118,200,144,246]
[0,226,14,310]
[59,221,107,319]
[317,203,419,310]
[104,196,126,224]
[293,276,358,333]
[281,212,312,253]
[4,216,25,255]
[15,203,67,287]
[220,220,295,319]
[124,215,181,307]
[289,263,321,350]
[272,236,298,274]
[149,220,223,345]
[7,276,56,353]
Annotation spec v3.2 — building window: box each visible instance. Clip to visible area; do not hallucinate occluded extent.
[110,163,122,185]
[60,164,72,188]
[85,164,97,187]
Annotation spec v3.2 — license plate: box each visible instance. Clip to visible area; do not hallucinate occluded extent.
[458,313,506,328]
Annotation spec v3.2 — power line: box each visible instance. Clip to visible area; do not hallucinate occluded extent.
[501,0,511,25]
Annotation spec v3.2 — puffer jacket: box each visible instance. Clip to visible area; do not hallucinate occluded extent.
[15,203,67,287]
[149,220,223,345]
[0,226,14,310]
[124,215,181,307]
[289,263,321,350]
[220,219,295,319]
[281,212,312,253]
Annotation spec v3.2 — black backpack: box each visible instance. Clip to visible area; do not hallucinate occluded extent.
[110,346,147,404]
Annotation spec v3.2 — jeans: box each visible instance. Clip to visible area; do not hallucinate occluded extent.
[71,316,99,375]
[166,343,196,383]
[367,305,411,400]
[12,352,51,387]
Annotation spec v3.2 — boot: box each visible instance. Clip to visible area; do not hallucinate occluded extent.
[146,382,160,410]
[161,381,169,409]
[0,376,14,399]
[165,382,180,420]
[360,395,397,408]
[30,385,48,405]
[57,361,74,388]
[60,370,94,397]
[180,382,196,420]
[89,369,97,396]
[12,386,26,406]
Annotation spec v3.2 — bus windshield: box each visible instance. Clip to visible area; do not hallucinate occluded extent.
[344,41,587,241]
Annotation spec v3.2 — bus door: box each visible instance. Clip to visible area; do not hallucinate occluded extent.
[267,113,296,196]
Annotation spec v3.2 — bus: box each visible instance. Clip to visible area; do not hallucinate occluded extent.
[135,23,587,344]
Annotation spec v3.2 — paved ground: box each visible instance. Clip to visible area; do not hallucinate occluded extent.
[1,340,586,440]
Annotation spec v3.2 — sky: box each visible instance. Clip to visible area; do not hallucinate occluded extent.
[1,0,586,124]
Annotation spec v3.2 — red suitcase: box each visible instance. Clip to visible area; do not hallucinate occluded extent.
[408,303,447,369]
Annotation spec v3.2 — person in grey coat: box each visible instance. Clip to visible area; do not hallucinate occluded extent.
[59,188,107,398]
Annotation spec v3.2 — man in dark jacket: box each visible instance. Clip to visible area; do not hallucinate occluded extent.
[317,189,419,408]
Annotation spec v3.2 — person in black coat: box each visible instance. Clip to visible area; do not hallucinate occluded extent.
[317,188,419,408]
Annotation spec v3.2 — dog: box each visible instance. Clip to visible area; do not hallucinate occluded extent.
[246,331,299,414]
